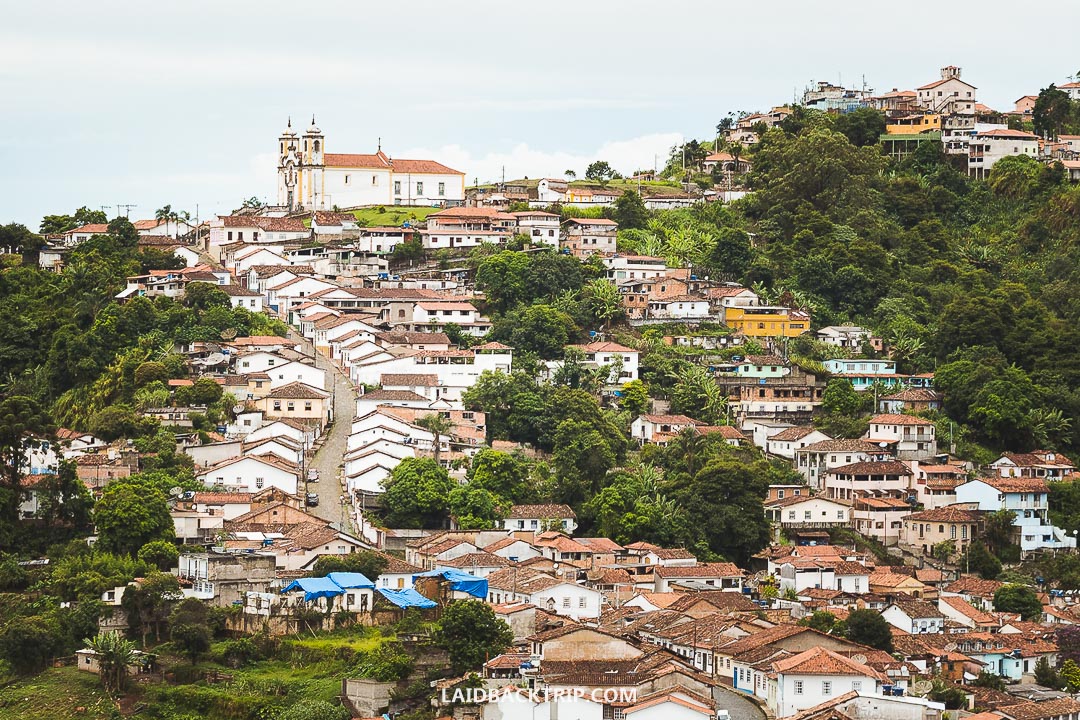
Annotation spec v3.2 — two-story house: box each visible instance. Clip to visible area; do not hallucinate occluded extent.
[561,218,618,256]
[864,414,937,460]
[954,477,1076,555]
[501,504,577,534]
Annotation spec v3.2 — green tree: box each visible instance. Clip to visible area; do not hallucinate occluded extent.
[433,600,514,674]
[585,160,616,182]
[821,378,861,416]
[0,395,53,546]
[278,700,351,720]
[467,449,532,502]
[34,459,94,533]
[798,610,839,634]
[613,191,648,230]
[619,380,650,417]
[583,278,622,329]
[415,412,453,465]
[1035,655,1060,688]
[95,477,175,556]
[708,227,753,280]
[993,584,1043,620]
[138,539,179,571]
[134,361,170,387]
[972,670,1007,691]
[448,482,508,529]
[83,631,137,694]
[379,457,454,528]
[833,107,887,147]
[666,457,770,564]
[310,551,389,581]
[983,509,1019,559]
[1061,659,1080,692]
[169,597,211,664]
[844,608,894,652]
[88,404,149,441]
[121,571,181,645]
[962,541,1003,580]
[491,304,578,360]
[182,282,229,311]
[0,617,62,674]
[1033,84,1073,139]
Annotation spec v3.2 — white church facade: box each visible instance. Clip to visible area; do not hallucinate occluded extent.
[277,118,465,211]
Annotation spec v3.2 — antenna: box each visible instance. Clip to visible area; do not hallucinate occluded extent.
[116,203,136,217]
[100,205,112,215]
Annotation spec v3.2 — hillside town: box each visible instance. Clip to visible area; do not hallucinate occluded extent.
[7,56,1080,720]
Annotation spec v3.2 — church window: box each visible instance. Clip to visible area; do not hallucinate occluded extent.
[394,181,401,195]
[304,140,308,151]
[438,182,445,196]
[416,182,424,195]
[314,140,320,152]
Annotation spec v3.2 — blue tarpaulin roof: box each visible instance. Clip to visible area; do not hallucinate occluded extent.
[377,587,437,609]
[326,572,375,589]
[413,568,488,599]
[281,577,346,602]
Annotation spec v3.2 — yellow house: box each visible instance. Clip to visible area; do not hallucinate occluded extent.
[886,114,941,135]
[724,306,809,338]
[256,382,331,429]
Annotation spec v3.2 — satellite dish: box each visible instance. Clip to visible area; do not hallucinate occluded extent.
[944,642,958,652]
[220,328,238,340]
[232,404,246,415]
[169,486,183,497]
[851,654,867,665]
[912,680,933,695]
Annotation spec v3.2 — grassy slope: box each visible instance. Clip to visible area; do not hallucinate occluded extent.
[0,666,116,720]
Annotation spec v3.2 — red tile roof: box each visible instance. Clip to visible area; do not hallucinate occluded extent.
[870,413,934,426]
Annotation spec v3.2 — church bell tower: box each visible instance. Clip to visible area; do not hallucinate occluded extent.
[277,117,300,210]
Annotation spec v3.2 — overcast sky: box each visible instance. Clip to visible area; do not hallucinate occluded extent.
[3,0,1079,228]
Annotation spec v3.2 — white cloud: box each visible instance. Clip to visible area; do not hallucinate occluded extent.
[395,133,684,184]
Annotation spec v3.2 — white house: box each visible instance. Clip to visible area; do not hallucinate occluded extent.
[645,296,712,321]
[968,128,1040,179]
[765,427,832,460]
[765,495,851,531]
[653,562,743,592]
[864,414,936,460]
[486,567,602,620]
[767,648,885,719]
[631,414,702,445]
[816,326,874,349]
[561,218,618,257]
[955,476,1076,554]
[502,504,577,534]
[511,211,561,247]
[881,598,946,635]
[221,285,264,312]
[564,341,638,385]
[196,454,300,494]
[602,255,670,282]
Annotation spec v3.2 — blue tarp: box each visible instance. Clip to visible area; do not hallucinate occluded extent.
[327,572,375,589]
[281,577,346,602]
[377,587,437,609]
[412,568,488,599]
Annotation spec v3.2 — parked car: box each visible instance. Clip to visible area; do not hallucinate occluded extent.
[306,493,319,507]
[307,469,319,482]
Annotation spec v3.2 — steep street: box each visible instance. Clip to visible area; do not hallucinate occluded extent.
[288,330,355,531]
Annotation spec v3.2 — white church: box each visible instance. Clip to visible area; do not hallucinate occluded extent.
[277,117,466,210]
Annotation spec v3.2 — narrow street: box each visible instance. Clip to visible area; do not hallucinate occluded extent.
[288,330,356,531]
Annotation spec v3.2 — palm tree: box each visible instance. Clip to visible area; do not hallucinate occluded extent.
[84,631,136,694]
[155,204,173,237]
[585,278,622,329]
[416,412,453,465]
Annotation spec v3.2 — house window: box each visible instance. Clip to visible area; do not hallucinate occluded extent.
[822,681,832,696]
[345,174,350,184]
[789,511,796,520]
[416,182,424,195]
[778,490,785,499]
[394,181,401,195]
[255,477,264,489]
[852,681,862,692]
[804,510,811,520]
[304,402,312,411]
[578,597,586,608]
[837,511,845,519]
[273,401,281,411]
[438,182,445,196]
[562,597,570,608]
[287,402,295,411]
[794,681,803,695]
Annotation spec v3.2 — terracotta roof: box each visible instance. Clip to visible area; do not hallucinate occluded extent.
[380,373,440,388]
[265,382,329,400]
[868,571,925,588]
[1000,699,1080,720]
[977,477,1049,494]
[881,388,942,402]
[697,425,747,440]
[654,562,742,578]
[568,341,636,353]
[391,158,464,175]
[67,223,110,234]
[359,389,428,402]
[870,413,934,426]
[193,492,253,504]
[944,576,1006,596]
[705,286,755,298]
[324,151,391,168]
[219,284,262,297]
[888,597,944,619]
[508,504,576,519]
[772,647,886,681]
[906,506,981,523]
[977,129,1038,139]
[440,552,510,568]
[940,596,998,625]
[639,414,701,425]
[800,439,882,453]
[376,330,451,346]
[769,426,818,442]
